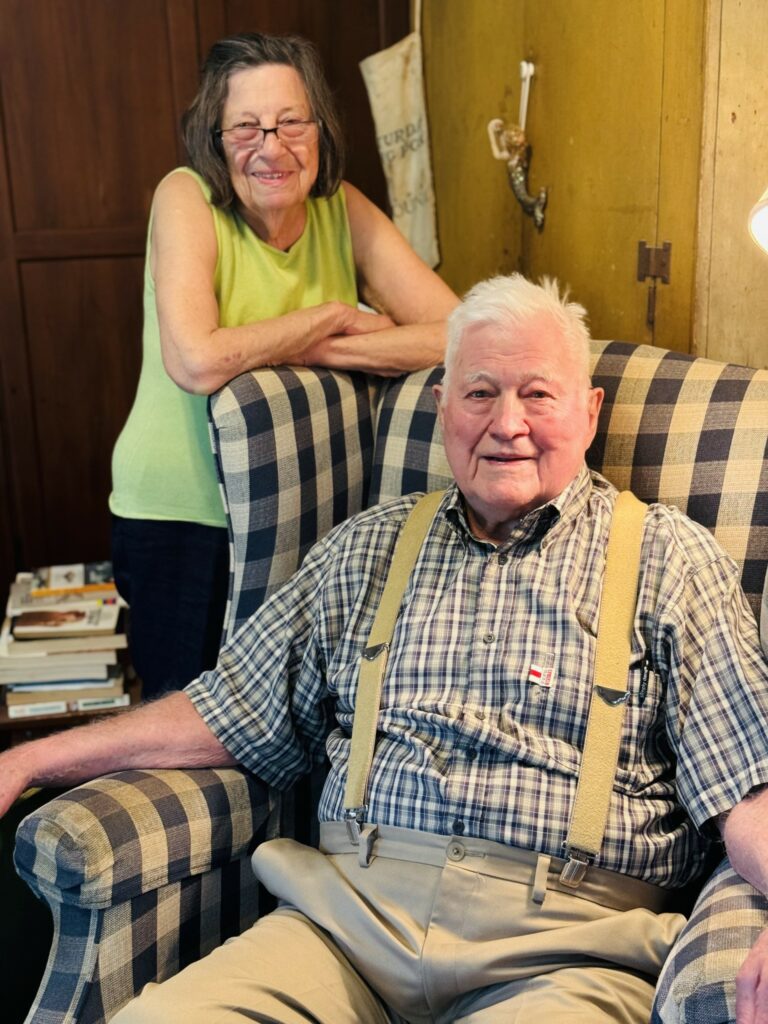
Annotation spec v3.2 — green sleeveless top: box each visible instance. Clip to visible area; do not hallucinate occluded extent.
[110,168,358,526]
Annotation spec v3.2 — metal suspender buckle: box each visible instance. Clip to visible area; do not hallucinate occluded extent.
[559,846,593,888]
[344,807,366,844]
[362,642,389,661]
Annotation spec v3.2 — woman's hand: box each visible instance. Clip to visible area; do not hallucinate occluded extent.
[329,304,395,336]
[298,304,395,367]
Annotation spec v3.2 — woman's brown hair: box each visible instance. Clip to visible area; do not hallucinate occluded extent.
[182,33,345,209]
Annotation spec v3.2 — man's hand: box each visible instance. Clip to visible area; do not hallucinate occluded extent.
[737,927,768,1023]
[724,787,768,1023]
[0,748,32,817]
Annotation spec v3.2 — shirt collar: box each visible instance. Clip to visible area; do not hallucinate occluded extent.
[440,464,594,551]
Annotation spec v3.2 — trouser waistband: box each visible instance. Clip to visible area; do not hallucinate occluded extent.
[320,821,674,915]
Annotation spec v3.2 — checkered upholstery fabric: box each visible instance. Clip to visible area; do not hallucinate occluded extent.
[15,769,269,1023]
[14,340,768,1022]
[588,340,768,620]
[652,857,768,1024]
[209,366,376,638]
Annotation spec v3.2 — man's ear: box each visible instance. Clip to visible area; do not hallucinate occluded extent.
[586,386,604,444]
[432,383,444,421]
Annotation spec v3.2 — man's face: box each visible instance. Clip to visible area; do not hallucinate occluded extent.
[433,318,603,543]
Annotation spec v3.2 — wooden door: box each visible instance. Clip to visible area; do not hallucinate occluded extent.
[522,0,704,351]
[424,0,704,352]
[0,0,408,592]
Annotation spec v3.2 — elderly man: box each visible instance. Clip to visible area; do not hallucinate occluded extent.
[2,275,768,1024]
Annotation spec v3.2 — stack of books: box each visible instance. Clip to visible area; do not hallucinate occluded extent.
[1,562,130,720]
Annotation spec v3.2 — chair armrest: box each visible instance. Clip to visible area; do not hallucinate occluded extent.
[652,856,768,1023]
[14,767,270,910]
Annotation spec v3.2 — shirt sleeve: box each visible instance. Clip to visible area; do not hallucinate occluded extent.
[652,512,768,829]
[184,529,341,790]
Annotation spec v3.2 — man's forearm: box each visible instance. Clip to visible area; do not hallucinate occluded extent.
[0,691,236,817]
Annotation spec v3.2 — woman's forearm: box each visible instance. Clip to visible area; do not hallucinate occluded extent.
[303,321,448,377]
[160,301,394,395]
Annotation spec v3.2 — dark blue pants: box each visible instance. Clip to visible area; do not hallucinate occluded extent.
[111,517,230,699]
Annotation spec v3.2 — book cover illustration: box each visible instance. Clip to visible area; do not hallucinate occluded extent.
[29,561,117,598]
[12,603,121,639]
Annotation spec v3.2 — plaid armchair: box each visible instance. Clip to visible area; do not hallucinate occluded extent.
[13,341,768,1023]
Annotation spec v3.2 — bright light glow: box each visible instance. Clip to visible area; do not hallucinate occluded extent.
[748,187,768,253]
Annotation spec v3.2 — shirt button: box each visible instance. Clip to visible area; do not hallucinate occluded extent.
[498,554,508,565]
[465,747,477,761]
[451,818,465,835]
[474,710,485,721]
[447,840,466,861]
[482,632,496,644]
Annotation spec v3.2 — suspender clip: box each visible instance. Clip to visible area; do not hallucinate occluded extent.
[362,643,389,662]
[344,807,366,844]
[559,846,593,888]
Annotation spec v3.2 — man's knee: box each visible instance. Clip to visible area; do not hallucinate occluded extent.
[111,908,390,1024]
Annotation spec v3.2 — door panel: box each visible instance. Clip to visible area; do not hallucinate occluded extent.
[21,258,143,559]
[1,0,182,231]
[522,0,664,346]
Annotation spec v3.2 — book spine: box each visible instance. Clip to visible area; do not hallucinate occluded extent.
[73,694,130,711]
[30,583,116,598]
[7,701,69,718]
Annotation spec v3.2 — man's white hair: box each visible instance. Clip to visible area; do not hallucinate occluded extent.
[442,274,591,391]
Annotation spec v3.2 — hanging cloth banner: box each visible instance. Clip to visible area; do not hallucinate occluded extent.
[360,28,440,268]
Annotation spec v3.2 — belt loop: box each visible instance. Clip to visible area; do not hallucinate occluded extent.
[532,853,551,905]
[357,823,379,868]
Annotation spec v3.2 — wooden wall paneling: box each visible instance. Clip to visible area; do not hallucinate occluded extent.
[2,0,182,232]
[166,0,208,162]
[423,0,525,295]
[0,415,17,594]
[0,24,46,584]
[652,0,705,355]
[20,257,144,563]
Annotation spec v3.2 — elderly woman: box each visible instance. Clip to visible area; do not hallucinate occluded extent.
[110,32,458,698]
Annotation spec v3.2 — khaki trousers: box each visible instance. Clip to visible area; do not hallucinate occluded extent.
[114,824,686,1024]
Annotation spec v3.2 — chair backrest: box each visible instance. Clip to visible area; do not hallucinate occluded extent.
[210,340,768,639]
[369,341,768,621]
[209,367,376,637]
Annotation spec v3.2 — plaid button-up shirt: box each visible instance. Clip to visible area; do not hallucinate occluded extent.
[187,467,768,888]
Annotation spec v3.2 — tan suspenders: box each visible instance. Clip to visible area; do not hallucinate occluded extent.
[343,489,648,887]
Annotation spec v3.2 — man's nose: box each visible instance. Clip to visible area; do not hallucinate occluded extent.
[490,395,528,437]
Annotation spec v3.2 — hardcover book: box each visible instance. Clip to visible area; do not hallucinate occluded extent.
[28,561,117,599]
[12,603,121,639]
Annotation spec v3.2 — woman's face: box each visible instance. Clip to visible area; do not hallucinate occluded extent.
[220,64,320,227]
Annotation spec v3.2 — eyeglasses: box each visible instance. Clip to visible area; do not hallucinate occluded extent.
[214,120,319,149]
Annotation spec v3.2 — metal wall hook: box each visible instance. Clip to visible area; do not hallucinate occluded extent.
[487,62,547,232]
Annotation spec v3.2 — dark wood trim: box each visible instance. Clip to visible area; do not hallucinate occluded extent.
[14,228,147,261]
[166,0,203,164]
[196,0,228,59]
[0,88,45,576]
